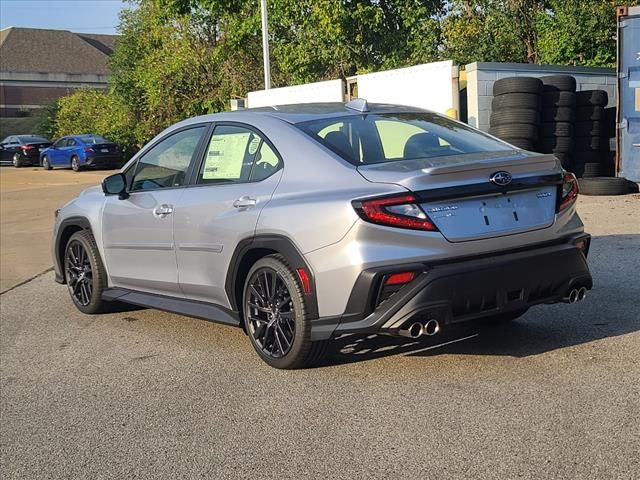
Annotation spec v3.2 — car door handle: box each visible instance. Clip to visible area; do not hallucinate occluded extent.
[153,204,174,217]
[233,197,257,208]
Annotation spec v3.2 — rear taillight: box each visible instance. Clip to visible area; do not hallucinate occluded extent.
[20,145,35,151]
[384,271,416,285]
[557,172,579,211]
[84,147,95,153]
[353,194,437,231]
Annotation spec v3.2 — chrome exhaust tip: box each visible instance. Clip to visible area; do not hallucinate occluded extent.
[564,288,579,304]
[577,286,587,302]
[423,319,440,336]
[399,322,424,339]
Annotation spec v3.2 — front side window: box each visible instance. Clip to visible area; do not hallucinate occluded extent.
[53,138,66,148]
[297,112,513,166]
[131,126,205,191]
[197,125,280,184]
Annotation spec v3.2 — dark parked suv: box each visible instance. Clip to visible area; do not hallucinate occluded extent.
[0,135,52,167]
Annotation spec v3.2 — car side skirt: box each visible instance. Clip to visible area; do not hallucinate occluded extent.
[102,288,241,327]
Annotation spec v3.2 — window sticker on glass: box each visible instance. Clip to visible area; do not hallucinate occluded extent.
[202,130,251,180]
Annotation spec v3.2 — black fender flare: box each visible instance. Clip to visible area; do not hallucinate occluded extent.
[225,235,319,320]
[54,216,93,283]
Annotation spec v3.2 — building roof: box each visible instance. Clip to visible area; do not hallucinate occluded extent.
[0,27,118,75]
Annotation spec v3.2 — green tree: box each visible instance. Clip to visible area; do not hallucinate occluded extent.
[54,89,137,154]
[536,0,618,67]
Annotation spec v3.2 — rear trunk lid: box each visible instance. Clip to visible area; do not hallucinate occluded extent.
[88,143,119,155]
[357,151,563,242]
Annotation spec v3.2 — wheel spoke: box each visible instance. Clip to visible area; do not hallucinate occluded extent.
[249,285,267,305]
[248,302,270,313]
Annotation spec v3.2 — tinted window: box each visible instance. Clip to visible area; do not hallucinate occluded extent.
[197,125,280,184]
[66,138,77,147]
[297,113,512,165]
[132,127,205,191]
[53,138,66,147]
[17,135,49,143]
[78,135,109,144]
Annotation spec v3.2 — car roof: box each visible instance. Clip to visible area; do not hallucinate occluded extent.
[179,101,429,127]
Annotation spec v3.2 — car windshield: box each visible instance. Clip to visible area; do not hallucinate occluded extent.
[78,135,110,144]
[296,112,513,165]
[18,135,49,143]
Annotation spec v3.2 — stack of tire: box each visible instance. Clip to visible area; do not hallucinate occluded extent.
[572,90,609,178]
[488,77,542,151]
[538,75,576,170]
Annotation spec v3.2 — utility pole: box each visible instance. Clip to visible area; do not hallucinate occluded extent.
[260,0,271,89]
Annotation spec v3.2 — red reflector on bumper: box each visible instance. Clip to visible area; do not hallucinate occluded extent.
[384,271,416,285]
[296,268,311,294]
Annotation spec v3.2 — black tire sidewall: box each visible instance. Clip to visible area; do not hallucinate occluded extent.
[243,255,312,369]
[64,231,107,314]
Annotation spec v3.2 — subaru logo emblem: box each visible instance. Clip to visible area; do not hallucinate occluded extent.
[490,171,512,186]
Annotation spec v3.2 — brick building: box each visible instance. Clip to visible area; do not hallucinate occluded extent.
[0,27,117,117]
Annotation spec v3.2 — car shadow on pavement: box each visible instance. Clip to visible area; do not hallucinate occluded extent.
[321,233,640,367]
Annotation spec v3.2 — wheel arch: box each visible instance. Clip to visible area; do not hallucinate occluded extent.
[55,216,93,284]
[226,235,319,324]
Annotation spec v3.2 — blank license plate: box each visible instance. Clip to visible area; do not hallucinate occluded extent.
[101,148,109,153]
[421,186,557,242]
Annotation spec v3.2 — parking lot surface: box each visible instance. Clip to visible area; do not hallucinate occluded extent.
[1,169,639,479]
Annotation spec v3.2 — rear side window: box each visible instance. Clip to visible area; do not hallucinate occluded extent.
[131,126,205,191]
[197,125,280,184]
[297,112,512,165]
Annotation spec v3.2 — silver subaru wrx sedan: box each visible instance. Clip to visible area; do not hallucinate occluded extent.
[52,101,592,368]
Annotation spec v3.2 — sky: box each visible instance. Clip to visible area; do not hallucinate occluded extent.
[0,0,128,35]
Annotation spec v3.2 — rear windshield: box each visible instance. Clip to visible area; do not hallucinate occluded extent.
[78,135,110,144]
[18,135,49,143]
[296,112,513,165]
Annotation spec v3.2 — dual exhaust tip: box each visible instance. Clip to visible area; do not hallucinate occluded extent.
[399,319,440,339]
[564,286,588,304]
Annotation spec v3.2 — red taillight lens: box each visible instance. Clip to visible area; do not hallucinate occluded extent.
[557,172,579,211]
[20,145,35,150]
[384,271,416,285]
[354,194,437,231]
[84,147,95,153]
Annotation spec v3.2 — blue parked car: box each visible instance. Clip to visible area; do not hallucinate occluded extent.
[40,134,123,172]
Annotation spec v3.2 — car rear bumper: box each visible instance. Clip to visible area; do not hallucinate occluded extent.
[310,234,592,340]
[84,155,123,168]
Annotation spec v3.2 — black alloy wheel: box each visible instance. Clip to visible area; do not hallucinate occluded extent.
[243,255,328,369]
[65,239,93,306]
[245,267,296,359]
[63,230,108,314]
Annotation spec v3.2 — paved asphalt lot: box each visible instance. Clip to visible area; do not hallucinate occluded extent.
[1,169,639,479]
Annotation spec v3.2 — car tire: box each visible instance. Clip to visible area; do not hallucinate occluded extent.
[575,136,604,151]
[539,136,575,153]
[489,108,540,126]
[541,122,573,137]
[576,106,604,121]
[578,177,629,196]
[576,90,608,107]
[243,254,328,369]
[42,155,52,170]
[491,93,541,110]
[71,156,81,172]
[573,161,602,178]
[64,230,108,314]
[492,77,543,96]
[574,121,604,137]
[541,75,576,92]
[497,137,537,151]
[541,91,576,107]
[541,107,575,122]
[489,124,538,140]
[12,153,24,168]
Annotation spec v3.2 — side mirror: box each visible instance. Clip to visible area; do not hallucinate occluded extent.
[102,173,129,200]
